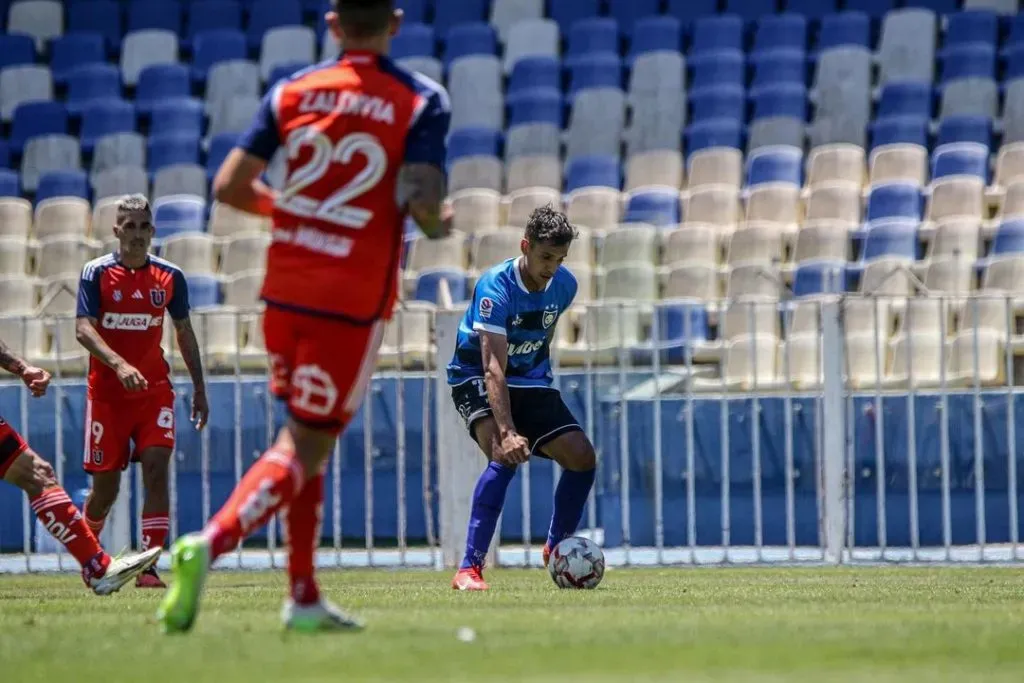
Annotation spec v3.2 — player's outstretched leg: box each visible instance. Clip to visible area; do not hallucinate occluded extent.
[541,432,597,568]
[1,448,161,594]
[453,460,516,591]
[137,447,172,588]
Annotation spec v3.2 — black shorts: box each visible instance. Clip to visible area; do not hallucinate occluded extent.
[450,379,582,457]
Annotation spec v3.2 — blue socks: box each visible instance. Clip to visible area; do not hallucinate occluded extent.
[461,461,516,569]
[546,468,596,550]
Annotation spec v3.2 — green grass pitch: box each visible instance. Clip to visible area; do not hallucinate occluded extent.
[2,566,1023,682]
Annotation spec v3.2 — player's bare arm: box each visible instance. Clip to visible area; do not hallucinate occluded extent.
[397,163,452,239]
[213,148,278,217]
[0,336,49,397]
[480,331,530,465]
[75,317,148,392]
[172,317,210,430]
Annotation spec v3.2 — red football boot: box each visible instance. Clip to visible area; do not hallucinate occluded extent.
[451,565,488,591]
[542,543,553,568]
[135,565,167,589]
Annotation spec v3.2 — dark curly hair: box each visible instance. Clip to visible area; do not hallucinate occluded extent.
[330,0,394,38]
[524,206,577,248]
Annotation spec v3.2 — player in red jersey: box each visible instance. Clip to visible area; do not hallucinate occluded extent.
[0,333,162,593]
[75,194,210,589]
[158,0,451,634]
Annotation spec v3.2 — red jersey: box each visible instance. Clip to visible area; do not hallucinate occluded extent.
[77,254,190,400]
[238,50,451,324]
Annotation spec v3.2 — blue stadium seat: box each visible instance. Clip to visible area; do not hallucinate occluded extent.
[843,0,895,17]
[128,0,183,34]
[751,84,807,121]
[936,115,992,148]
[691,86,746,124]
[0,34,34,70]
[1007,50,1024,81]
[932,143,989,181]
[783,0,839,21]
[550,0,600,35]
[508,88,563,127]
[646,301,709,364]
[569,53,623,95]
[151,98,205,139]
[866,184,923,223]
[66,64,122,117]
[942,10,998,54]
[206,132,236,180]
[872,117,930,149]
[35,171,90,204]
[666,0,719,23]
[750,51,806,98]
[992,219,1024,256]
[414,268,470,304]
[148,134,201,174]
[687,119,745,154]
[1005,14,1024,60]
[725,0,777,22]
[192,30,247,83]
[432,0,488,36]
[565,155,621,193]
[247,0,303,48]
[816,12,870,51]
[391,23,435,60]
[187,0,243,44]
[877,82,932,120]
[444,23,496,65]
[0,140,8,168]
[154,197,206,238]
[628,16,683,61]
[692,51,746,94]
[10,101,67,156]
[80,100,136,155]
[690,15,744,60]
[67,1,122,51]
[607,0,659,36]
[566,18,620,68]
[0,170,19,197]
[746,146,803,187]
[395,0,428,24]
[136,64,191,117]
[793,260,847,296]
[267,62,311,86]
[447,127,502,164]
[50,34,106,86]
[903,0,957,12]
[507,57,561,101]
[752,14,807,56]
[941,44,996,82]
[185,274,221,307]
[862,219,919,261]
[623,189,681,227]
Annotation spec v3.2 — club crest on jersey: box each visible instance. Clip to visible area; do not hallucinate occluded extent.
[150,289,166,307]
[91,449,103,465]
[479,297,494,319]
[542,305,558,329]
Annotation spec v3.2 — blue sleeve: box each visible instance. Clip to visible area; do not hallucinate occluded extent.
[76,264,101,318]
[469,274,511,336]
[168,270,190,320]
[404,86,451,168]
[562,269,579,310]
[238,87,281,161]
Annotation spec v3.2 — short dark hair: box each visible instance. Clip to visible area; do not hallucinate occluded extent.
[525,206,577,248]
[331,0,394,39]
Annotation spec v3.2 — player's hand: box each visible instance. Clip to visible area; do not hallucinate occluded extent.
[114,362,148,392]
[20,366,50,397]
[497,431,531,466]
[191,390,209,430]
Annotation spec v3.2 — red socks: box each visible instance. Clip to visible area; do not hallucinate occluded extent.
[285,472,324,605]
[30,486,106,569]
[204,447,306,561]
[141,512,169,551]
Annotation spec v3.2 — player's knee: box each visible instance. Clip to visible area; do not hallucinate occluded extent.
[282,420,336,478]
[87,474,120,514]
[554,433,596,472]
[141,451,170,490]
[7,451,55,497]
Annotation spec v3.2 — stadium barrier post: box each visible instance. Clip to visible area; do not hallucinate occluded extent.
[820,298,847,565]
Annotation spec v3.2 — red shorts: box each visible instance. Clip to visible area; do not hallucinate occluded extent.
[263,306,385,433]
[82,388,176,474]
[0,417,29,479]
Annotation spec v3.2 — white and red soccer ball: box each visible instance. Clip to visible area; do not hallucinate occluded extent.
[547,536,605,590]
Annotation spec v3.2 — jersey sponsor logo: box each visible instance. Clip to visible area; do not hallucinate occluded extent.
[272,226,355,258]
[101,312,163,331]
[150,288,166,307]
[479,297,494,319]
[298,90,396,125]
[508,339,544,357]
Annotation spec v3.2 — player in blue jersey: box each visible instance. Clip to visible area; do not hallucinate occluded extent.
[447,206,597,591]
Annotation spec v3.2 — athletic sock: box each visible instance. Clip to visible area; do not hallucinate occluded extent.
[285,472,324,605]
[141,512,169,552]
[545,468,596,550]
[29,486,107,568]
[460,461,516,570]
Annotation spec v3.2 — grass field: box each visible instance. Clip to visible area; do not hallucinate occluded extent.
[2,566,1023,682]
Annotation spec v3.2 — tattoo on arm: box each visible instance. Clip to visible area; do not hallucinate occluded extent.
[173,318,206,393]
[397,163,448,238]
[0,337,27,376]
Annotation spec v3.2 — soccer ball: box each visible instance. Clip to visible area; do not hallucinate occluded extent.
[547,536,605,589]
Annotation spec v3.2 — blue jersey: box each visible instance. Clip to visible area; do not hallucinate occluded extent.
[447,258,578,388]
